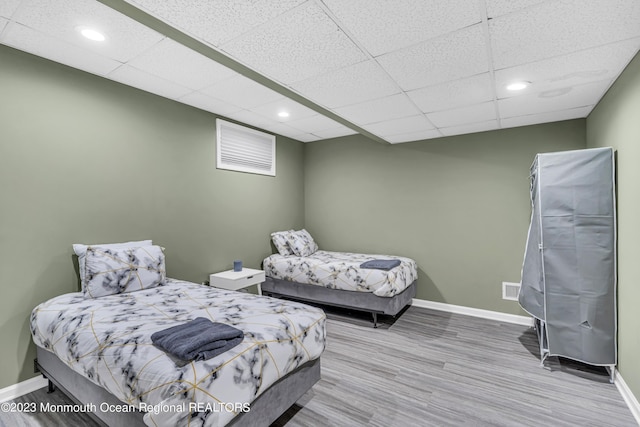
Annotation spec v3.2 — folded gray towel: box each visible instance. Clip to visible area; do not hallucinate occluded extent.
[360,259,401,270]
[151,317,244,363]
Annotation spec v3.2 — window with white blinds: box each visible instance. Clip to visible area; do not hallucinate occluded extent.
[216,119,276,176]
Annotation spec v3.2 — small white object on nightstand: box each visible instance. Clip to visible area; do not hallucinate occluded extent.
[209,268,265,295]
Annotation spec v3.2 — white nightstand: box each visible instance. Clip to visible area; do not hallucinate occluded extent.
[209,268,265,295]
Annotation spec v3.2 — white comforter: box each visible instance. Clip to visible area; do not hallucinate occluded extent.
[263,250,418,297]
[30,279,326,427]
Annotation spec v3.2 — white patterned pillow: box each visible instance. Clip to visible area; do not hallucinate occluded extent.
[73,240,152,288]
[271,230,296,256]
[83,245,166,298]
[287,229,319,257]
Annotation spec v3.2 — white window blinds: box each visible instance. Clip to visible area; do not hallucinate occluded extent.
[216,119,276,176]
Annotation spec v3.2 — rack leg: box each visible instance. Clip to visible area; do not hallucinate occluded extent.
[372,312,378,328]
[607,366,616,384]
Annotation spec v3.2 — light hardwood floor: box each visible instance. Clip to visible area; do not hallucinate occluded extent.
[2,306,636,426]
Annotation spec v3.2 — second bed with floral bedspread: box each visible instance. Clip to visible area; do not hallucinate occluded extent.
[263,250,418,297]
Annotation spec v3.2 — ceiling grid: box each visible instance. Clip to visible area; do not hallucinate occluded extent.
[0,0,639,144]
[479,0,502,131]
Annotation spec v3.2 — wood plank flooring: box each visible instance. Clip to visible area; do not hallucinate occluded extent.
[2,305,636,426]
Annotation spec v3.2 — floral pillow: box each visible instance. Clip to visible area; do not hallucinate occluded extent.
[83,245,166,298]
[271,230,296,256]
[286,229,319,257]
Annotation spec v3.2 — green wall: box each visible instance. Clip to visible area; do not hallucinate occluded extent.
[0,45,305,388]
[587,51,640,406]
[304,122,585,314]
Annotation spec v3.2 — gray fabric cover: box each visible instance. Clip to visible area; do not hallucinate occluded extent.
[262,277,417,316]
[519,147,616,366]
[37,346,146,427]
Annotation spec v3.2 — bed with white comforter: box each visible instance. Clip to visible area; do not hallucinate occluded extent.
[30,279,326,427]
[263,250,418,297]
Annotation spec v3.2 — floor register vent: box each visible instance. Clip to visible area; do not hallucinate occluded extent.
[502,282,521,301]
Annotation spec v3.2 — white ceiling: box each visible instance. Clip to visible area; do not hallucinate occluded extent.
[1,0,639,144]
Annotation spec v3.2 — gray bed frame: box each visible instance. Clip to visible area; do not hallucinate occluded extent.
[35,345,320,427]
[262,277,417,328]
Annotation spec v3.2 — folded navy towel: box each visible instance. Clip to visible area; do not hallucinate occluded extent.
[360,259,401,271]
[151,317,244,363]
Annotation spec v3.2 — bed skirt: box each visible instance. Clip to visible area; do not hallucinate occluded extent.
[263,277,416,323]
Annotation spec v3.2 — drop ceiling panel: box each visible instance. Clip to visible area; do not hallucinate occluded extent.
[107,64,192,100]
[258,121,310,139]
[440,120,499,137]
[485,0,547,19]
[322,0,481,56]
[225,109,333,142]
[178,91,243,116]
[11,0,164,62]
[127,0,305,46]
[1,21,121,76]
[250,97,318,123]
[501,106,592,129]
[312,126,357,140]
[490,0,640,69]
[0,17,7,33]
[0,0,21,19]
[362,115,434,138]
[495,39,640,99]
[378,24,489,91]
[427,102,497,128]
[200,74,283,110]
[386,129,442,144]
[220,1,367,84]
[224,110,276,131]
[286,114,347,134]
[290,59,400,109]
[334,94,423,126]
[127,38,237,91]
[408,73,494,113]
[498,79,611,118]
[287,133,320,143]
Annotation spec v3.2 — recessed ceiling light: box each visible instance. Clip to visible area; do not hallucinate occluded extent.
[506,81,530,91]
[277,111,290,118]
[77,27,106,42]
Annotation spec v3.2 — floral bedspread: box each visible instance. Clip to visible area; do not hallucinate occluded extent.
[30,279,326,426]
[263,250,418,297]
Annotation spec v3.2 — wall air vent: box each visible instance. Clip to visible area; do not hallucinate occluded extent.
[216,119,275,176]
[502,282,521,301]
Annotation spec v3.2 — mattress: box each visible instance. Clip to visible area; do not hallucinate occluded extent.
[263,250,418,297]
[30,279,326,427]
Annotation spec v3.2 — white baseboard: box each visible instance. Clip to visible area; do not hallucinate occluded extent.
[0,375,48,403]
[411,298,534,326]
[615,370,640,426]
